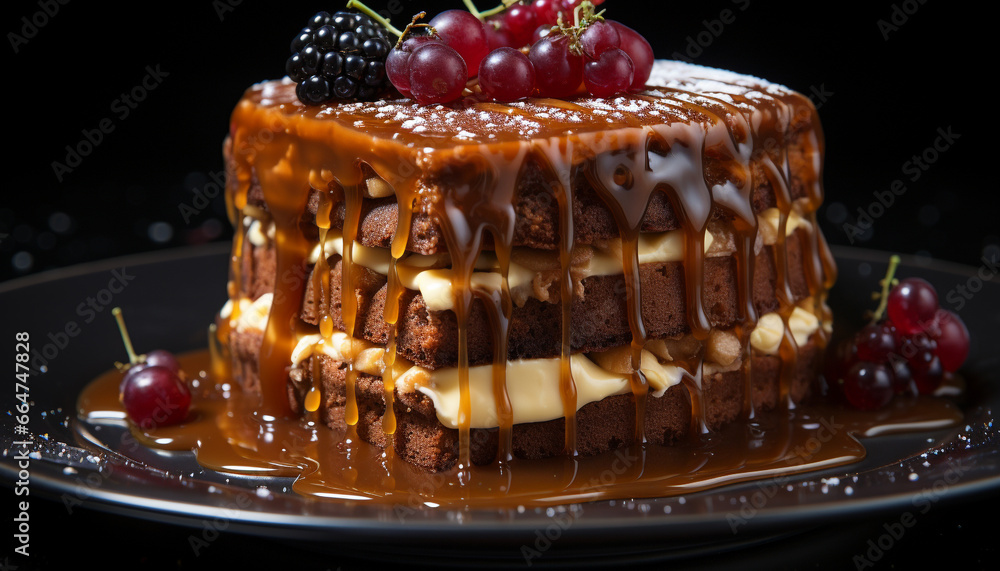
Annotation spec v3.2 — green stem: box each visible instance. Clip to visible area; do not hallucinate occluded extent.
[465,0,520,21]
[870,255,901,322]
[346,0,403,36]
[112,307,139,365]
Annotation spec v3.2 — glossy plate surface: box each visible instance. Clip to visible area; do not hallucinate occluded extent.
[2,244,998,557]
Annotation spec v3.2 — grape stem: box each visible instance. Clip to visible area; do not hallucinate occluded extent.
[870,255,902,323]
[112,307,140,365]
[463,0,520,21]
[346,0,404,37]
[573,1,605,27]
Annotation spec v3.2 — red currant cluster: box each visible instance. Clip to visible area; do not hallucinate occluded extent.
[827,257,971,410]
[383,0,652,104]
[113,308,191,427]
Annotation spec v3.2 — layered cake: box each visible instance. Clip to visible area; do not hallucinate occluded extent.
[219,58,835,472]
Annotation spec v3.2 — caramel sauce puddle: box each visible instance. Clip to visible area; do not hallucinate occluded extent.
[77,350,962,508]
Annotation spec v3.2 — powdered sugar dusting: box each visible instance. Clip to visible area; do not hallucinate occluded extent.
[252,61,805,147]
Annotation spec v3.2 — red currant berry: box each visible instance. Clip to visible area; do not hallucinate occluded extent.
[932,309,970,373]
[887,277,939,336]
[479,47,536,102]
[429,10,489,79]
[854,322,897,363]
[504,4,538,48]
[609,21,653,91]
[528,34,584,98]
[407,42,468,105]
[583,48,634,97]
[121,365,191,427]
[580,20,620,60]
[843,361,894,411]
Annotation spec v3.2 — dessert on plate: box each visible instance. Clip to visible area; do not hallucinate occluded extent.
[216,2,836,472]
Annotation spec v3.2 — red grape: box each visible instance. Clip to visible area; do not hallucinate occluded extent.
[407,42,468,105]
[888,357,916,396]
[386,35,438,98]
[145,349,181,375]
[484,17,515,50]
[532,0,562,26]
[479,47,536,102]
[854,322,898,363]
[583,48,634,97]
[843,361,894,410]
[528,34,583,98]
[910,353,944,395]
[121,365,191,427]
[532,24,554,44]
[429,10,489,79]
[932,309,969,372]
[887,277,939,335]
[609,21,654,91]
[504,4,538,47]
[580,19,620,60]
[823,338,857,401]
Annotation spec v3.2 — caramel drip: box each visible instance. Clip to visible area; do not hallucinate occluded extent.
[380,257,401,437]
[532,143,578,456]
[305,191,334,417]
[490,240,514,463]
[758,99,800,407]
[793,104,837,350]
[253,136,312,417]
[341,182,362,427]
[445,233,477,470]
[382,186,414,445]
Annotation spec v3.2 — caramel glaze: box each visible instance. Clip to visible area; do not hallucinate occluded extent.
[100,62,950,505]
[78,350,963,507]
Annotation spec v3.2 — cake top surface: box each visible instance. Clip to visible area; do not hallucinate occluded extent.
[239,60,806,149]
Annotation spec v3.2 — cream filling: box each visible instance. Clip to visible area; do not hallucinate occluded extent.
[749,307,821,355]
[226,290,824,429]
[284,330,682,429]
[400,353,683,429]
[301,228,715,311]
[757,207,810,245]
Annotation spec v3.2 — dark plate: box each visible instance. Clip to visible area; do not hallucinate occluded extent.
[2,244,998,565]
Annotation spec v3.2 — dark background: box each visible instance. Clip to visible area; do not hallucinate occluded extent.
[1,0,995,283]
[2,0,996,569]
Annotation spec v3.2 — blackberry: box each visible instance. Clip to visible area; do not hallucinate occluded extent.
[287,10,393,104]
